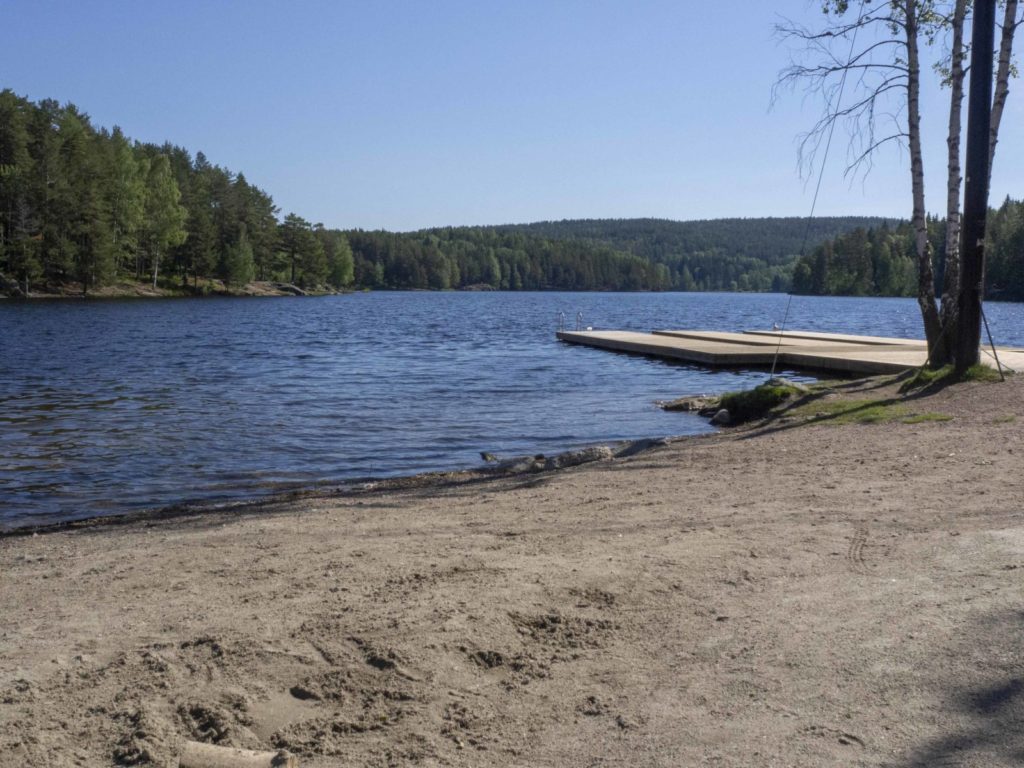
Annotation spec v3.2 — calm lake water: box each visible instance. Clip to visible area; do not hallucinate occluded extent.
[2,291,1023,528]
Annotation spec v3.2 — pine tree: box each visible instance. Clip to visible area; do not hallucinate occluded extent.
[223,229,255,287]
[0,90,39,292]
[278,213,322,286]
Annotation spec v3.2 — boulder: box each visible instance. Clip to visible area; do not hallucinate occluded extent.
[710,409,732,426]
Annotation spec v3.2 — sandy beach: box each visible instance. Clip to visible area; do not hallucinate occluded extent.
[2,374,1023,767]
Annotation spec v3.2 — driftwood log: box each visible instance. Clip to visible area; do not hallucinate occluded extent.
[178,741,298,768]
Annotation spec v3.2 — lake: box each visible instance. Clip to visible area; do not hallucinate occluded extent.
[2,291,1022,528]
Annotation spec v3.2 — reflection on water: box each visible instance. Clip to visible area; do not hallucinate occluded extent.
[1,291,1022,527]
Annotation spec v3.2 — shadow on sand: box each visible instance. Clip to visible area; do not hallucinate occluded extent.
[899,610,1024,766]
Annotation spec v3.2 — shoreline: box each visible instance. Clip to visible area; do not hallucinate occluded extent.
[0,436,683,537]
[0,279,344,301]
[6,280,1024,303]
[3,374,1023,767]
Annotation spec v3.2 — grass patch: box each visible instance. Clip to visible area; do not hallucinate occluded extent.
[901,412,954,424]
[793,398,905,424]
[900,363,1006,393]
[900,365,953,392]
[717,382,804,423]
[963,363,1008,382]
[992,414,1017,424]
[789,398,952,425]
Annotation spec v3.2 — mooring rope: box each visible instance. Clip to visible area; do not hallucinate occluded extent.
[769,4,866,379]
[769,4,1008,384]
[980,303,1007,378]
[919,303,1010,379]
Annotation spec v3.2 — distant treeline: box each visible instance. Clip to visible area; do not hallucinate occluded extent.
[491,217,893,292]
[350,216,890,293]
[1,89,918,297]
[347,228,672,291]
[791,197,1024,300]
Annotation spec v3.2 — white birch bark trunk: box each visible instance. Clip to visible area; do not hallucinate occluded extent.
[937,0,969,365]
[989,0,1020,172]
[905,0,942,353]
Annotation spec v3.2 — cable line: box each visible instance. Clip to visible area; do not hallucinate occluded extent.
[770,3,867,378]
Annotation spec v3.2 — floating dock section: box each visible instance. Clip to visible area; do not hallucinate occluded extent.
[556,329,1023,376]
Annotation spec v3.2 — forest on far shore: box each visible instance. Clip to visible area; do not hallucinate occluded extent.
[1,90,1020,298]
[790,197,1024,301]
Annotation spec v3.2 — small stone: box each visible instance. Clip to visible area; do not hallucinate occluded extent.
[710,408,732,426]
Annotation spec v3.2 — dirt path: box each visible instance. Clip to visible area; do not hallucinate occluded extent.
[2,376,1023,767]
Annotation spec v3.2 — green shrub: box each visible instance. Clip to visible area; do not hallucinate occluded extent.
[718,383,801,423]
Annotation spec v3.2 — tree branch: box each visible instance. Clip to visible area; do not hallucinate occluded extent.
[990,0,1021,169]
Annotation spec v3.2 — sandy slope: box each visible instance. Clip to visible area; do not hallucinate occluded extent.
[2,375,1023,767]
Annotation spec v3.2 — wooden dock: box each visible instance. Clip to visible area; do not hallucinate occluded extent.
[556,329,1024,375]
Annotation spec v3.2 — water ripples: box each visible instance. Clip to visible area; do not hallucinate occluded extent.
[2,291,1023,527]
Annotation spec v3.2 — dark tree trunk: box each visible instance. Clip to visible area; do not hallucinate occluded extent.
[955,0,997,372]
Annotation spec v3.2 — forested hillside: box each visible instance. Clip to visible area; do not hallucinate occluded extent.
[488,217,894,291]
[342,217,892,293]
[0,90,354,296]
[791,198,1024,300]
[346,228,672,291]
[0,89,911,297]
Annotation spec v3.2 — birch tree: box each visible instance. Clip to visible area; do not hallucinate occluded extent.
[141,154,187,289]
[937,0,969,365]
[777,0,1021,366]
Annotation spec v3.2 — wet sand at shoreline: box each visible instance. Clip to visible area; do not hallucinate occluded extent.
[2,375,1023,767]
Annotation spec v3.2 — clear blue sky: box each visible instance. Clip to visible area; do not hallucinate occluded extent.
[2,0,1021,230]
